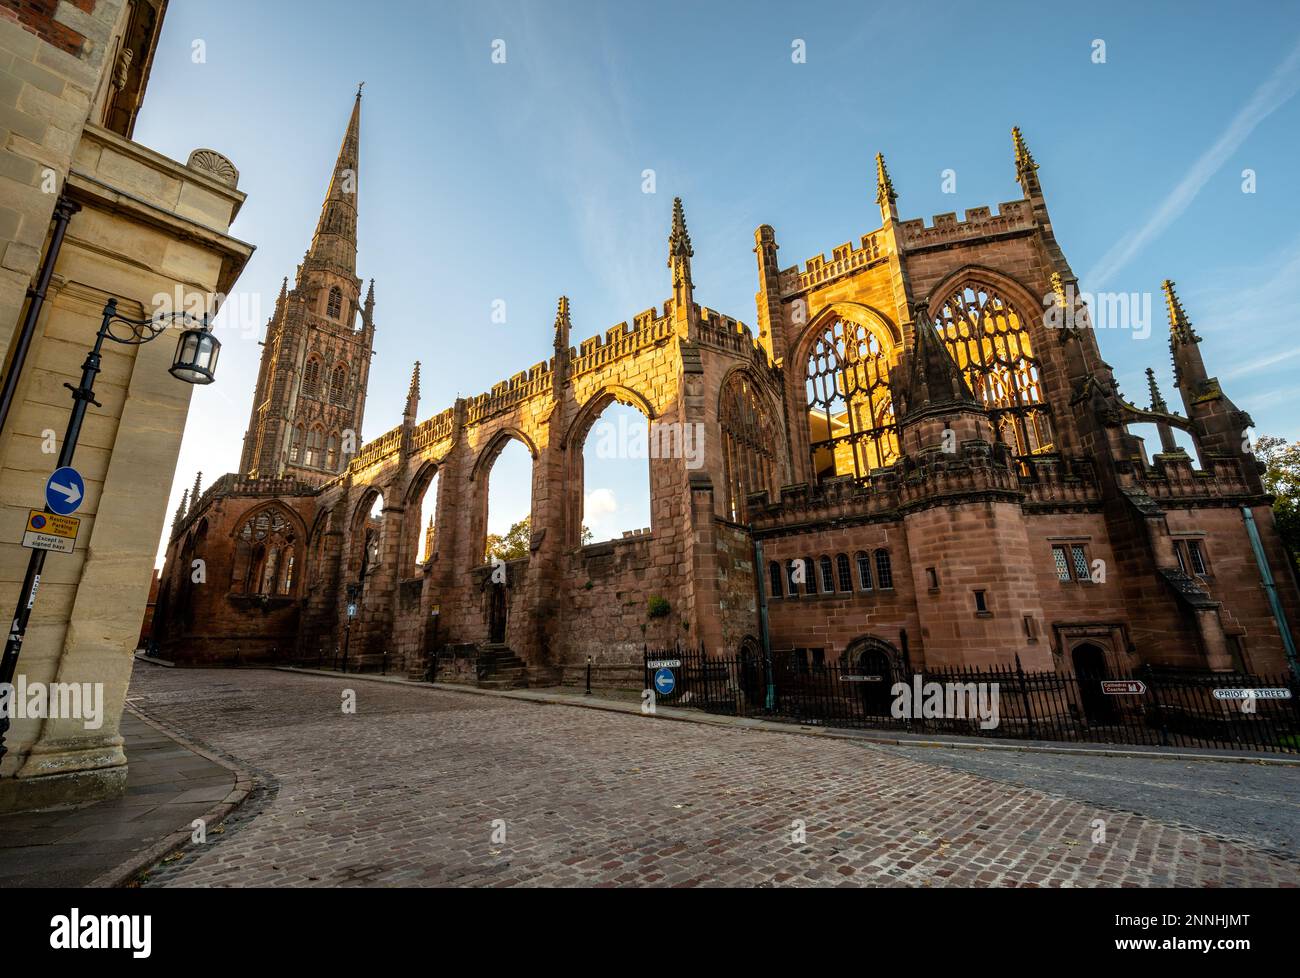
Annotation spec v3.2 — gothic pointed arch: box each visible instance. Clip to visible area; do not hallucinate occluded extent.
[561,384,656,450]
[718,368,778,521]
[469,426,539,483]
[800,303,901,482]
[923,269,1055,458]
[229,503,305,597]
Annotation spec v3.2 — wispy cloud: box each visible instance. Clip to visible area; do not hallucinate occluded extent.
[1086,35,1300,289]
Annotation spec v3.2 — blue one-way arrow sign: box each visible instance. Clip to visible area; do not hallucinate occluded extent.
[45,466,84,516]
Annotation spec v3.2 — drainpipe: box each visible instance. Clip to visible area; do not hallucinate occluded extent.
[1241,505,1299,678]
[0,195,80,436]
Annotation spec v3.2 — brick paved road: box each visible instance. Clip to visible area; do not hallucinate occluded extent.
[128,666,1300,887]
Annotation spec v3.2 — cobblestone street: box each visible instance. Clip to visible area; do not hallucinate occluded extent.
[127,665,1300,887]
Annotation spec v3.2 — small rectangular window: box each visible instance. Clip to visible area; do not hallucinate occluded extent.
[1174,543,1187,574]
[811,648,825,668]
[1070,545,1089,582]
[926,567,939,589]
[856,553,873,590]
[1187,540,1207,576]
[1052,545,1071,582]
[974,589,988,613]
[804,557,817,596]
[875,551,894,589]
[786,560,799,598]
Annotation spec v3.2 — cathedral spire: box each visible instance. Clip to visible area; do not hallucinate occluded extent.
[875,152,898,222]
[1012,126,1041,197]
[306,89,362,277]
[172,489,189,530]
[668,196,693,267]
[190,471,202,507]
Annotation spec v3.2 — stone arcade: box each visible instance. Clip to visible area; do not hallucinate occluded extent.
[154,98,1299,688]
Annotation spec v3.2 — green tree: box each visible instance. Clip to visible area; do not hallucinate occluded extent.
[1255,435,1300,570]
[485,517,592,561]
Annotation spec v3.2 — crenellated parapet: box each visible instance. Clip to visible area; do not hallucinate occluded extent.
[897,201,1034,252]
[349,424,403,471]
[568,307,673,379]
[412,407,455,452]
[779,230,888,296]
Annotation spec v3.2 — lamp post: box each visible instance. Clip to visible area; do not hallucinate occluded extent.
[0,297,220,765]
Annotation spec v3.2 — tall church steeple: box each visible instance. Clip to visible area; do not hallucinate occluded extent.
[305,86,362,278]
[239,90,375,484]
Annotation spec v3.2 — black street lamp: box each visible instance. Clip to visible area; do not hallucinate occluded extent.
[0,298,221,765]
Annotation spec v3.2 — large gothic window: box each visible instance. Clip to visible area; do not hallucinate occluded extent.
[327,287,343,319]
[303,357,321,398]
[304,427,324,467]
[330,363,347,405]
[719,372,776,521]
[231,507,297,597]
[806,317,898,481]
[931,283,1054,457]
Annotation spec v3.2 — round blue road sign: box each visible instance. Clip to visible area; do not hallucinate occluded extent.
[45,466,85,516]
[653,667,675,695]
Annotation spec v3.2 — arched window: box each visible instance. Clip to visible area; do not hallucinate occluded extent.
[803,556,817,596]
[231,507,298,597]
[289,425,303,463]
[806,317,898,481]
[304,427,323,467]
[785,559,800,598]
[768,561,783,600]
[836,553,852,593]
[856,551,873,590]
[327,286,343,319]
[931,282,1054,457]
[303,358,321,398]
[330,363,347,405]
[818,555,834,593]
[719,372,776,521]
[326,432,339,470]
[875,549,894,589]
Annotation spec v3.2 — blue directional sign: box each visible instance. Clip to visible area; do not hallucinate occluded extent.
[45,466,84,516]
[653,667,676,696]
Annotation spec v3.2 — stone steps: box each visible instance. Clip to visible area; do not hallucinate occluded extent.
[477,644,529,689]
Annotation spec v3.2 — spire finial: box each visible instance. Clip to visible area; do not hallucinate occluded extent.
[1012,126,1041,195]
[1145,367,1170,412]
[668,196,693,265]
[408,361,421,398]
[874,152,897,207]
[1162,279,1199,344]
[173,489,189,528]
[356,81,364,99]
[190,471,202,505]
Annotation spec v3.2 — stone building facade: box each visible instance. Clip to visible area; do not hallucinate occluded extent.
[0,0,253,809]
[156,106,1299,690]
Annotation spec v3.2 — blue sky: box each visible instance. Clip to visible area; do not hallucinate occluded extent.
[141,0,1300,563]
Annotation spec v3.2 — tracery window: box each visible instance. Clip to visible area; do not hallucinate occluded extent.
[330,363,347,405]
[931,283,1054,458]
[806,317,898,481]
[231,507,297,596]
[304,427,323,467]
[327,287,343,319]
[719,372,776,521]
[303,357,321,398]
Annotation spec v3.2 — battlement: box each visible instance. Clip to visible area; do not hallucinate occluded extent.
[898,200,1034,251]
[568,307,673,379]
[171,473,319,542]
[349,424,403,471]
[412,407,455,452]
[780,229,887,295]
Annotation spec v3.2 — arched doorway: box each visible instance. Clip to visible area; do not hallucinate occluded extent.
[846,636,902,717]
[1072,642,1115,724]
